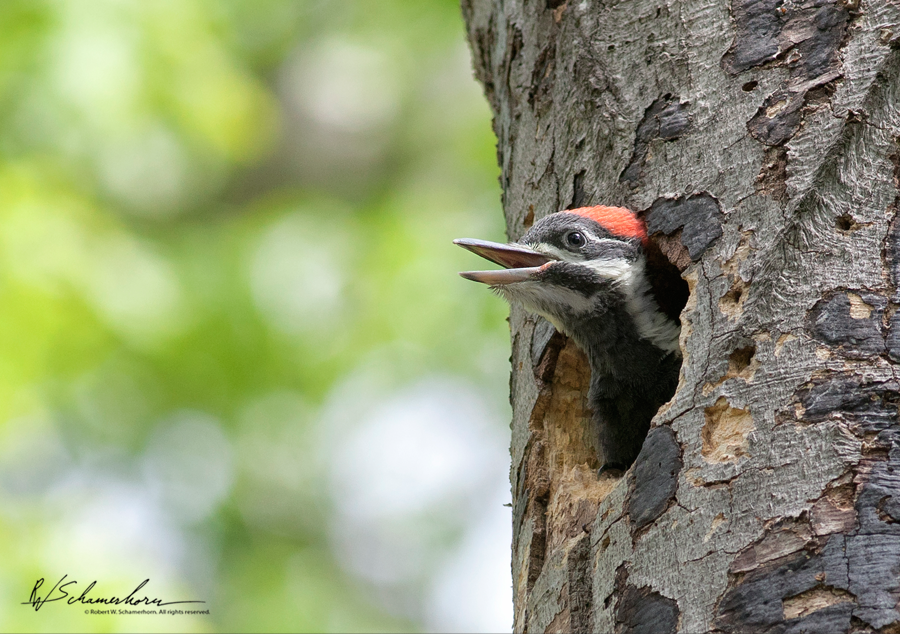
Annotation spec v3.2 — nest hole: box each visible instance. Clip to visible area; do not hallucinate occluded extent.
[835,213,857,232]
[723,286,743,305]
[728,345,756,375]
[643,237,690,325]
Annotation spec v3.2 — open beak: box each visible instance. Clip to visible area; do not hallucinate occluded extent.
[453,238,554,285]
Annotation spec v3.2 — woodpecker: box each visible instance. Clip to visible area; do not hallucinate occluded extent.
[455,206,682,472]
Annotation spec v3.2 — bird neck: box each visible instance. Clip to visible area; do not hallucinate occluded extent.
[610,256,681,354]
[565,284,680,384]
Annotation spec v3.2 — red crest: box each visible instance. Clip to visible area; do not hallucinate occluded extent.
[566,206,647,245]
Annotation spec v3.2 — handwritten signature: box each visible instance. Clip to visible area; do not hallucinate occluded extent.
[23,576,205,612]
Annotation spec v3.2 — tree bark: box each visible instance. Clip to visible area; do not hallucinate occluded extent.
[461,0,900,631]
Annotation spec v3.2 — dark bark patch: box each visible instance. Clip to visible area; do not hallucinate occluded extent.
[876,495,900,523]
[502,24,524,114]
[715,540,856,633]
[620,96,691,185]
[888,310,900,363]
[657,102,691,140]
[729,517,814,574]
[721,0,784,74]
[805,81,837,108]
[847,435,900,628]
[725,0,848,145]
[722,0,849,77]
[844,534,900,628]
[748,88,806,146]
[718,527,900,631]
[748,74,837,146]
[889,142,899,189]
[807,291,889,357]
[645,193,724,261]
[626,426,682,531]
[800,4,849,78]
[611,563,629,608]
[526,509,548,591]
[790,374,900,432]
[615,584,679,634]
[855,443,900,536]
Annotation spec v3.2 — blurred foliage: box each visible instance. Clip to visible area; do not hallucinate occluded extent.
[0,0,508,632]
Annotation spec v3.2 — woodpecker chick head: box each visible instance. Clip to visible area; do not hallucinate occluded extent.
[455,206,680,354]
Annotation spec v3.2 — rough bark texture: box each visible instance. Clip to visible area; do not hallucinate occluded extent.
[461,0,900,631]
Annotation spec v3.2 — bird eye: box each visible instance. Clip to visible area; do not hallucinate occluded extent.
[565,231,586,248]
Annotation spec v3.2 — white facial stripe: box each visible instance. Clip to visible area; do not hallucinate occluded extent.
[591,237,630,248]
[617,258,681,353]
[581,257,632,280]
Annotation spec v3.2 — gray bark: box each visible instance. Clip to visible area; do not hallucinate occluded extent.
[460,0,900,632]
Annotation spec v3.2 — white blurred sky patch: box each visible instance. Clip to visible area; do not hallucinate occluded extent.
[427,482,513,633]
[142,410,235,526]
[249,211,354,335]
[36,472,211,632]
[321,372,512,630]
[330,379,502,519]
[43,476,183,583]
[284,38,401,135]
[0,412,72,501]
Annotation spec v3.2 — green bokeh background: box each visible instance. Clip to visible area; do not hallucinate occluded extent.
[0,1,510,631]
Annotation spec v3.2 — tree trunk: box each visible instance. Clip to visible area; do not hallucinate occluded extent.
[461,0,900,631]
